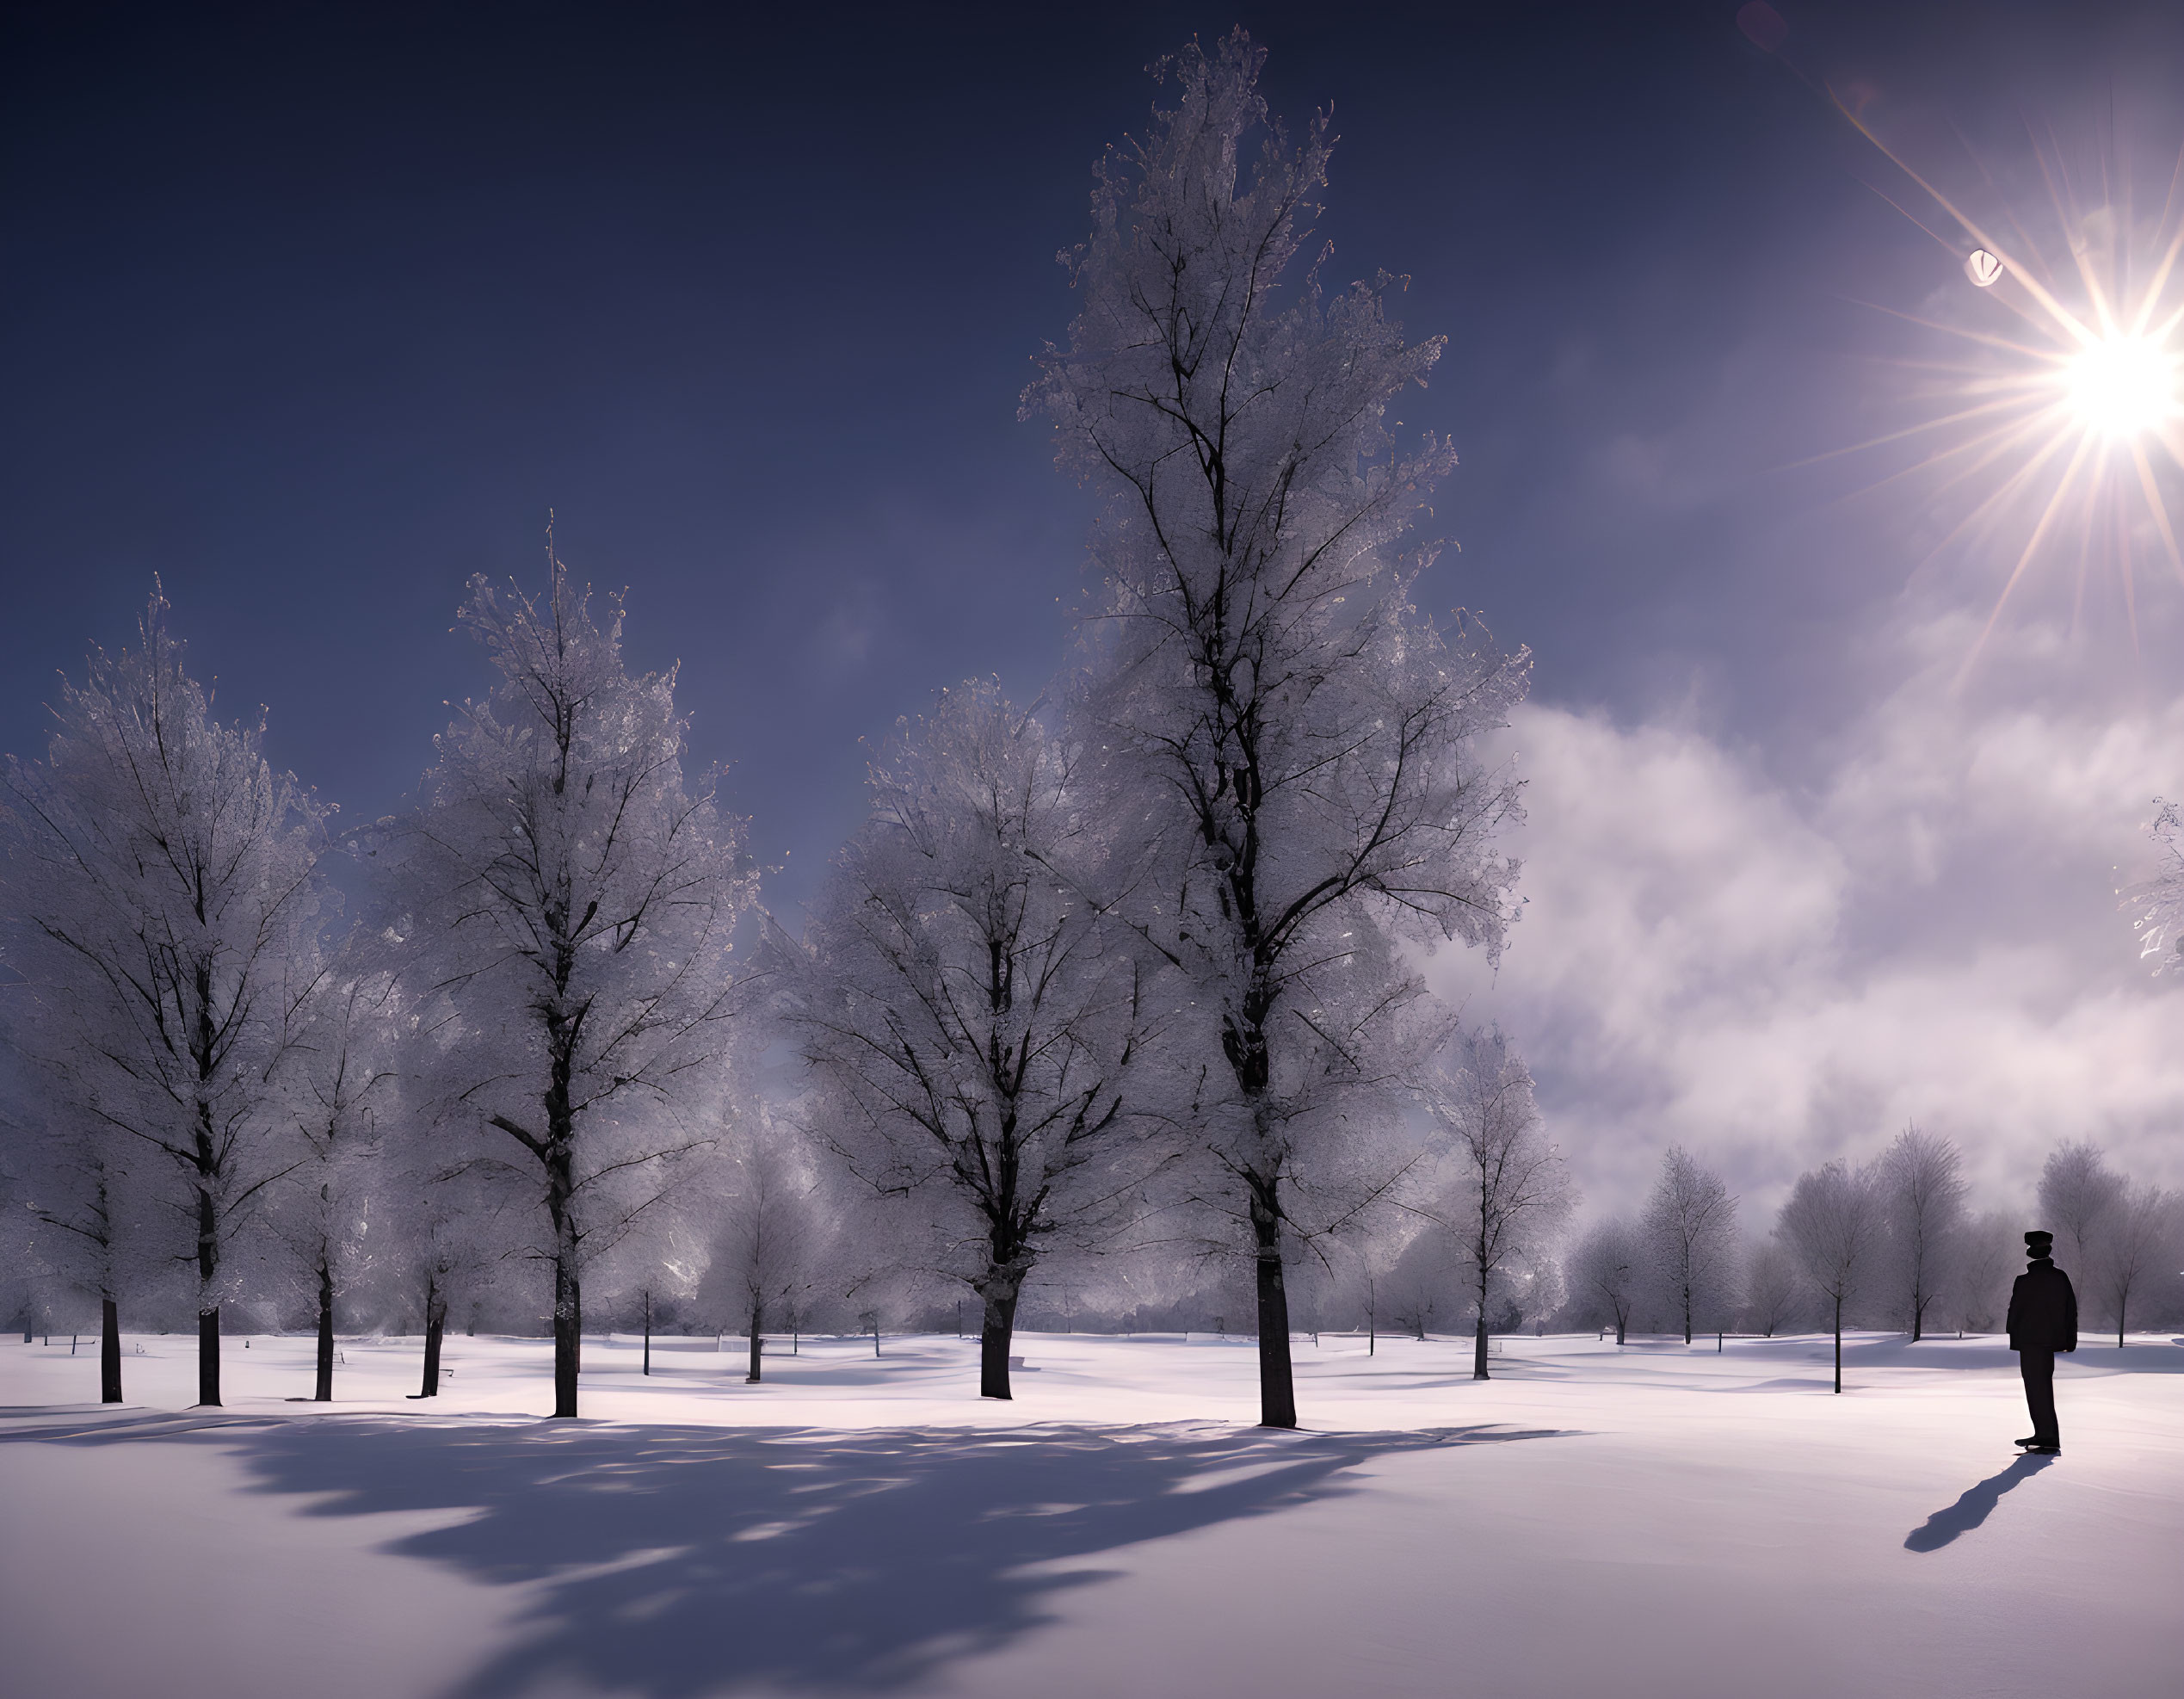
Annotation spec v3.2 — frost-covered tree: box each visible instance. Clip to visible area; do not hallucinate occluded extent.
[0,1086,138,1400]
[380,1122,505,1399]
[276,965,398,1400]
[1641,1146,1739,1345]
[1951,1208,2021,1332]
[2036,1140,2122,1280]
[1877,1124,1965,1341]
[1567,1215,1644,1344]
[1345,1232,1409,1353]
[2084,1181,2179,1347]
[1777,1159,1885,1393]
[1740,1234,1805,1338]
[379,546,756,1418]
[0,590,329,1406]
[1022,30,1527,1427]
[775,683,1172,1400]
[694,1117,827,1383]
[1379,1222,1453,1341]
[1426,1029,1571,1379]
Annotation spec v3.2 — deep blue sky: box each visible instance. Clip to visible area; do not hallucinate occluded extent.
[4,0,2179,922]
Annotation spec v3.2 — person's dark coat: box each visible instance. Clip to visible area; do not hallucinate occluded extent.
[2008,1260,2077,1353]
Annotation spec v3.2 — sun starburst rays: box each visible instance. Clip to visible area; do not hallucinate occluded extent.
[1823,94,2184,677]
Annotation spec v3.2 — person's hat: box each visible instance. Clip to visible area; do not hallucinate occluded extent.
[2025,1230,2054,1253]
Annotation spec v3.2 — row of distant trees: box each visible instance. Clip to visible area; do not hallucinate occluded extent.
[1561,1133,2184,1393]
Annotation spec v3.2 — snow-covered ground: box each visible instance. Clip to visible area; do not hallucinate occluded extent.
[2,1328,2177,1699]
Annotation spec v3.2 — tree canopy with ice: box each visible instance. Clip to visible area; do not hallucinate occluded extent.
[1022,28,1529,1427]
[774,680,1175,1399]
[371,546,757,1418]
[0,589,330,1406]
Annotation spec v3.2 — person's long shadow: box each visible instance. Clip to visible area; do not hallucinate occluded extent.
[1903,1453,2056,1553]
[40,1417,1566,1696]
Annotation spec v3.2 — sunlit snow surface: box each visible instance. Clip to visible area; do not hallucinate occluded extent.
[2,1331,2178,1698]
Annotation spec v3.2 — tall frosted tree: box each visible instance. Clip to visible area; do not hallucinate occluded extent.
[1022,30,1527,1426]
[1428,1028,1572,1379]
[1641,1146,1739,1345]
[382,547,756,1418]
[0,590,329,1406]
[775,683,1171,1399]
[1877,1124,1965,1341]
[1778,1159,1885,1393]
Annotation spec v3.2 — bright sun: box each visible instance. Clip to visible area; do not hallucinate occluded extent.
[2064,335,2178,440]
[1821,91,2184,670]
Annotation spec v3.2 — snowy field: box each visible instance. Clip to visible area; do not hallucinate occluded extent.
[2,1330,2178,1699]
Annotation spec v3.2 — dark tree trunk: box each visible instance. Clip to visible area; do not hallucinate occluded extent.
[745,1298,763,1383]
[526,942,585,1419]
[1249,1176,1296,1429]
[1832,1294,1843,1394]
[314,1259,335,1401]
[197,1307,221,1406]
[192,971,225,1409]
[421,1288,446,1397]
[101,1296,121,1403]
[980,1286,1021,1400]
[1473,1251,1492,1381]
[552,1257,581,1418]
[546,1131,581,1418]
[194,1156,221,1406]
[643,1289,652,1376]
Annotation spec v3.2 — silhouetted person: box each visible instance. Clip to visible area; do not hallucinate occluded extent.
[2006,1230,2076,1455]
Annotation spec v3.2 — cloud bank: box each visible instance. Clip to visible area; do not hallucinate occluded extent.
[1429,612,2184,1224]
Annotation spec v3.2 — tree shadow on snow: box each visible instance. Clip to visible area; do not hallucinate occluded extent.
[1903,1453,2055,1553]
[40,1416,1565,1695]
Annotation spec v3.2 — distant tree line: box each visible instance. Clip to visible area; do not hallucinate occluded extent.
[1561,1130,2184,1393]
